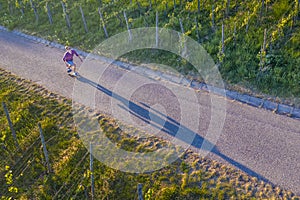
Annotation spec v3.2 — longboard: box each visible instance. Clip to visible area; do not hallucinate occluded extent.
[68,72,79,78]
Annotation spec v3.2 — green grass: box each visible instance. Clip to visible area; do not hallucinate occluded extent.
[0,0,299,102]
[0,68,299,199]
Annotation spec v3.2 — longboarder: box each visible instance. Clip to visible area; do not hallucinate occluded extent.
[62,45,83,77]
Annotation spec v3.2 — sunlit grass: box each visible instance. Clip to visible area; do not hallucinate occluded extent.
[0,67,299,198]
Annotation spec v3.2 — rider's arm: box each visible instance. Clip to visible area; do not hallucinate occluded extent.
[72,50,83,62]
[62,52,67,62]
[76,54,83,62]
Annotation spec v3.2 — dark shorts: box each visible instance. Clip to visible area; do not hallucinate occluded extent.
[66,60,74,66]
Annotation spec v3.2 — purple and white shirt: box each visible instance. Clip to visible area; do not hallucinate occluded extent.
[62,49,79,62]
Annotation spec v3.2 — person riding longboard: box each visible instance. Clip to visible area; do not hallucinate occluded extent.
[62,45,83,77]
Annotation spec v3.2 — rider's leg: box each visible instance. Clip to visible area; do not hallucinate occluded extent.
[66,61,73,73]
[70,64,77,75]
[71,63,76,73]
[66,61,78,75]
[66,64,72,73]
[70,64,78,76]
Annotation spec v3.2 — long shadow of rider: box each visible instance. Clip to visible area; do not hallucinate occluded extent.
[77,75,270,183]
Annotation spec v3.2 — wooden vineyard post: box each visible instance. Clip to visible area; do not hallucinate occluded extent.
[38,123,51,173]
[98,7,109,38]
[221,23,225,54]
[290,0,299,31]
[259,44,264,72]
[222,23,225,63]
[234,0,238,12]
[226,0,230,18]
[179,18,184,35]
[295,0,299,28]
[137,183,143,200]
[136,1,143,16]
[156,11,159,48]
[8,1,13,15]
[211,4,215,31]
[179,18,188,58]
[61,1,71,29]
[246,11,250,33]
[197,0,200,14]
[164,1,168,17]
[263,28,267,55]
[30,0,39,23]
[260,0,265,20]
[123,11,132,41]
[46,2,53,25]
[80,6,88,33]
[2,102,19,149]
[217,23,225,65]
[194,17,200,43]
[298,0,300,20]
[17,0,24,16]
[259,28,267,71]
[90,142,95,200]
[233,22,236,47]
